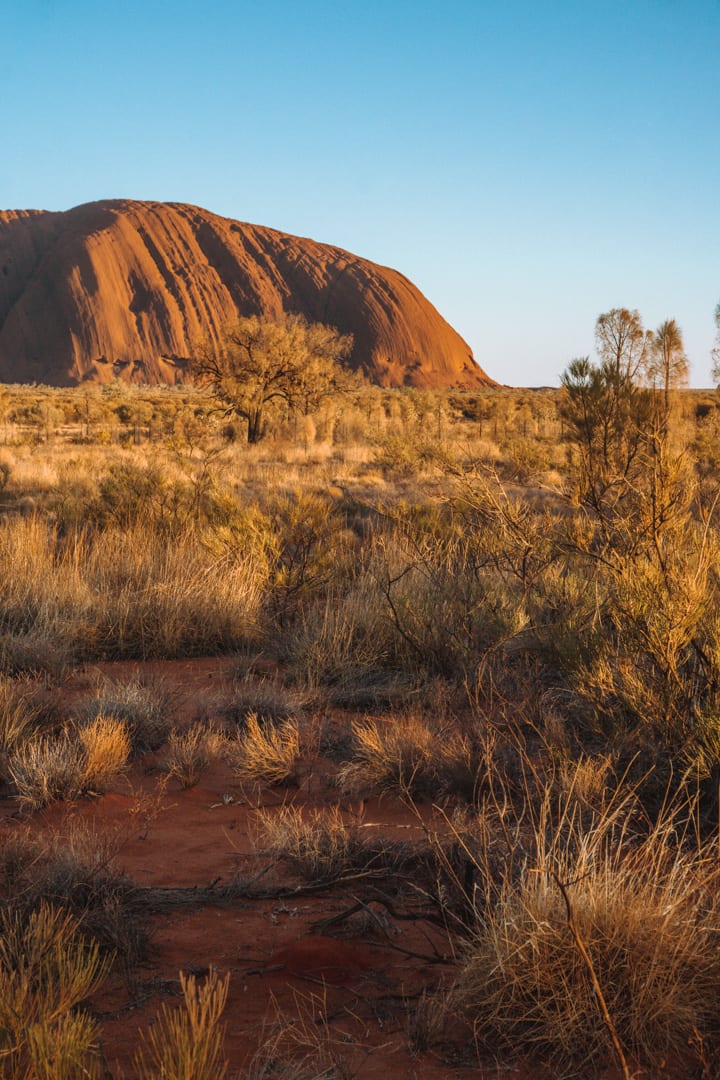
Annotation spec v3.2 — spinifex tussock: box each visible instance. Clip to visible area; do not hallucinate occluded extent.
[74,674,172,752]
[0,820,145,964]
[451,780,720,1075]
[165,721,228,789]
[8,715,130,810]
[245,986,352,1080]
[254,803,416,883]
[338,712,487,800]
[229,713,301,786]
[0,675,41,781]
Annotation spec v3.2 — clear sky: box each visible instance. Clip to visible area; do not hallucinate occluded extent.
[3,0,719,386]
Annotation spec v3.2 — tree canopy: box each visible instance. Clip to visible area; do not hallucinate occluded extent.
[560,307,689,521]
[189,314,354,442]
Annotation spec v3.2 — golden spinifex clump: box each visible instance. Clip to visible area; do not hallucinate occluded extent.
[229,713,301,787]
[452,786,720,1073]
[0,903,110,1079]
[133,968,230,1080]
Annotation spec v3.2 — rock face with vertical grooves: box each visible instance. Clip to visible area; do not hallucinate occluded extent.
[0,199,493,388]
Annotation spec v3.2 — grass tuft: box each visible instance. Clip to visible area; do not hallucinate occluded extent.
[75,675,172,752]
[165,721,227,789]
[229,713,301,786]
[451,787,720,1074]
[0,902,109,1079]
[77,714,131,793]
[338,712,486,800]
[133,967,229,1080]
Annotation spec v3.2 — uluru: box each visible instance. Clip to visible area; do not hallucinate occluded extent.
[0,199,493,389]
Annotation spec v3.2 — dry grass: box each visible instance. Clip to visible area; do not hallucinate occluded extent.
[74,674,172,752]
[450,785,720,1074]
[77,714,131,793]
[0,675,40,780]
[8,717,130,810]
[245,987,355,1080]
[225,674,302,726]
[0,820,145,963]
[287,581,401,704]
[0,902,109,1079]
[165,721,227,789]
[133,968,229,1080]
[338,712,486,800]
[229,713,301,786]
[254,803,423,886]
[9,732,86,809]
[3,386,720,1074]
[0,516,264,662]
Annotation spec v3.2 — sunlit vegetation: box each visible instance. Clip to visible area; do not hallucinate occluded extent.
[4,309,720,1074]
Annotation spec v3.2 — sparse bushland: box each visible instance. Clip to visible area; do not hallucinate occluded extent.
[285,576,408,704]
[77,715,131,792]
[4,368,720,1074]
[189,312,355,444]
[262,490,357,629]
[245,987,353,1080]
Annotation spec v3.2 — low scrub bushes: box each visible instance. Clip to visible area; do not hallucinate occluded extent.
[286,577,416,707]
[165,721,228,789]
[9,716,130,810]
[225,674,301,727]
[9,732,86,810]
[254,804,426,885]
[78,715,131,792]
[74,675,172,752]
[0,822,145,963]
[338,713,487,801]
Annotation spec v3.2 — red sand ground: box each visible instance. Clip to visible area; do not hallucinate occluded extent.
[0,659,681,1078]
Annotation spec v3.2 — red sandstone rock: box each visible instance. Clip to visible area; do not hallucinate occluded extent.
[0,199,494,388]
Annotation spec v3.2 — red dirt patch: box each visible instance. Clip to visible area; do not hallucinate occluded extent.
[273,935,373,983]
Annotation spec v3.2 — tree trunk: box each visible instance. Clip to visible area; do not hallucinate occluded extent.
[247,408,264,444]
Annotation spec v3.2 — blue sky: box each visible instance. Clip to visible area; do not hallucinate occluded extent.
[3,0,719,385]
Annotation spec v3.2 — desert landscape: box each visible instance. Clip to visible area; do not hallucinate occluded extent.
[3,3,719,1076]
[0,320,719,1076]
